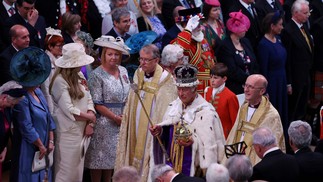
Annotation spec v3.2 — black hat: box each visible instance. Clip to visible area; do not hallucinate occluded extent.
[176,8,204,23]
[174,64,199,87]
[0,81,26,98]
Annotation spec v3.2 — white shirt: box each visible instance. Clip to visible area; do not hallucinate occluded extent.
[2,0,15,17]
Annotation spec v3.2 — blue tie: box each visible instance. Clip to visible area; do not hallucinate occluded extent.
[248,5,255,18]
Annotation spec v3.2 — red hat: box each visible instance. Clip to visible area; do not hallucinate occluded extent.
[205,0,220,7]
[226,11,250,34]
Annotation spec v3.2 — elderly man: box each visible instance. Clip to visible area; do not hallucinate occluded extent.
[151,164,205,182]
[288,120,323,181]
[115,44,177,182]
[0,81,25,179]
[0,24,29,85]
[112,166,141,182]
[250,127,299,182]
[206,163,230,182]
[225,154,253,182]
[225,74,285,165]
[150,64,225,177]
[281,0,314,122]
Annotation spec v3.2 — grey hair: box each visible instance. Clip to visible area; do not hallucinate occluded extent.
[291,0,309,14]
[112,7,131,23]
[140,44,160,59]
[0,81,22,95]
[206,163,230,182]
[225,154,253,182]
[161,44,184,66]
[112,166,141,182]
[76,31,94,48]
[252,127,277,147]
[151,164,173,182]
[288,120,312,149]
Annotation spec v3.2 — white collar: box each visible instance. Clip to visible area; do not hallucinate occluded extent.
[263,147,279,157]
[170,173,180,182]
[2,0,14,11]
[266,0,275,8]
[113,27,127,38]
[211,83,225,98]
[292,18,303,29]
[240,0,251,9]
[176,23,184,31]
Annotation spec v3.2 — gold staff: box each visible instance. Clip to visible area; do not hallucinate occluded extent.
[130,83,171,162]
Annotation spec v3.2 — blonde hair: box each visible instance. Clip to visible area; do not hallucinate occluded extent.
[101,47,122,65]
[49,67,85,100]
[139,0,160,30]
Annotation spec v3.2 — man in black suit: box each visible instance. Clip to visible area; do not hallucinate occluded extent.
[106,7,131,41]
[161,6,185,49]
[0,25,29,86]
[151,164,205,182]
[255,0,284,25]
[225,154,253,182]
[206,163,230,182]
[162,0,202,29]
[0,0,16,52]
[288,120,323,182]
[250,127,300,182]
[4,0,46,49]
[227,0,261,51]
[281,0,314,122]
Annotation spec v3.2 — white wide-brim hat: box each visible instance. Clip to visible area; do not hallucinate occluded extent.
[55,43,94,68]
[94,36,130,55]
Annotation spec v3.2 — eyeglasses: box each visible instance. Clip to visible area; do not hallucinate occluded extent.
[138,57,156,63]
[242,84,264,90]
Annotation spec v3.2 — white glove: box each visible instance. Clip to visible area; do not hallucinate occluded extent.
[185,15,200,32]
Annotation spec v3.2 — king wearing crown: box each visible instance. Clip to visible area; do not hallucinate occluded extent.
[150,64,225,177]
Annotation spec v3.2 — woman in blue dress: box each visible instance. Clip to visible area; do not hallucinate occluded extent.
[9,47,56,182]
[257,11,288,135]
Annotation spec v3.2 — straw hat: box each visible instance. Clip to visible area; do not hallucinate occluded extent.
[94,35,130,55]
[55,43,94,68]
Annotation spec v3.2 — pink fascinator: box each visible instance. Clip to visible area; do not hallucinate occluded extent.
[205,0,221,7]
[226,11,250,34]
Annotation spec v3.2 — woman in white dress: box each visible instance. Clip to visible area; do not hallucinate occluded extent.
[50,43,96,182]
[41,27,64,114]
[85,36,130,182]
